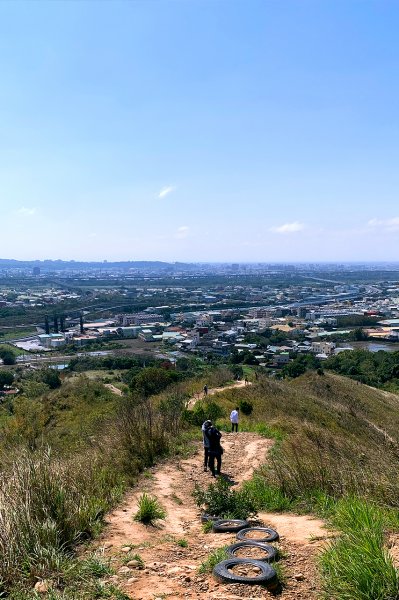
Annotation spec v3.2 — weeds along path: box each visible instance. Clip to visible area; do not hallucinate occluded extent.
[87,432,328,599]
[186,380,249,409]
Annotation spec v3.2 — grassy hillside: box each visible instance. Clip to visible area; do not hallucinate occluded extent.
[212,371,399,507]
[2,366,399,598]
[203,372,399,599]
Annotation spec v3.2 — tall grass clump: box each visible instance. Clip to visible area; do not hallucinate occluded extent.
[198,547,228,574]
[320,498,399,600]
[243,475,293,512]
[0,448,123,591]
[133,493,166,525]
[115,392,189,478]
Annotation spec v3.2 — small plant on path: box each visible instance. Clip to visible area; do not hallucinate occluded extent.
[202,520,213,533]
[193,476,257,520]
[199,546,228,574]
[133,493,166,525]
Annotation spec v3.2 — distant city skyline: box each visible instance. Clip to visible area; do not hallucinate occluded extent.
[1,1,399,262]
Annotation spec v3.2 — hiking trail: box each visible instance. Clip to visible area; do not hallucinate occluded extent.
[186,380,249,409]
[87,430,329,599]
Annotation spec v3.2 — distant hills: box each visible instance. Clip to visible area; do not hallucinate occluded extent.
[0,259,198,271]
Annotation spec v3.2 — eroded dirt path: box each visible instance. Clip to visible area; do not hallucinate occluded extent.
[186,380,249,409]
[89,433,328,599]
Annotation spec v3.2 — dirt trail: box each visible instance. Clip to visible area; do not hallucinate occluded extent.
[186,380,249,409]
[89,432,328,599]
[105,383,123,396]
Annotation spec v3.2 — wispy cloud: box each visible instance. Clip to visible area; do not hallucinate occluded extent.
[158,186,176,199]
[270,221,305,234]
[367,217,399,232]
[175,225,190,239]
[17,207,37,217]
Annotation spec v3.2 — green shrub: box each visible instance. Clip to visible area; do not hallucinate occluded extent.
[193,477,257,520]
[184,400,225,427]
[176,538,188,548]
[133,493,166,525]
[239,399,253,415]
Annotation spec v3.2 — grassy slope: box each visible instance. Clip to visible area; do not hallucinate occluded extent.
[212,371,399,505]
[210,372,399,599]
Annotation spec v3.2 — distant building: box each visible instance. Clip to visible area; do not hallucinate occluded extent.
[118,313,163,326]
[117,326,141,338]
[310,341,336,355]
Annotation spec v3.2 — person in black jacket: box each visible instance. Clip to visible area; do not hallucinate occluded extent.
[205,424,223,477]
[201,419,212,472]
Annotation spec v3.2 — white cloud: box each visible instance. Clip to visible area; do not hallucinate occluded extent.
[367,217,399,232]
[158,186,176,199]
[175,225,190,239]
[270,221,305,234]
[17,207,37,217]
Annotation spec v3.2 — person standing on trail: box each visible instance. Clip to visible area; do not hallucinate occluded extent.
[202,419,212,472]
[230,407,239,432]
[203,384,208,397]
[205,424,223,477]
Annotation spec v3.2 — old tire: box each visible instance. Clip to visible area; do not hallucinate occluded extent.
[212,519,249,533]
[213,558,277,585]
[226,541,277,562]
[201,513,219,524]
[237,527,279,543]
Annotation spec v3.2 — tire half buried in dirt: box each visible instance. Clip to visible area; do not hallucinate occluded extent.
[212,519,249,533]
[213,558,277,586]
[200,513,220,524]
[236,526,279,542]
[226,541,277,562]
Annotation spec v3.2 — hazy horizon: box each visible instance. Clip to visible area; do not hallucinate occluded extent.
[1,1,399,262]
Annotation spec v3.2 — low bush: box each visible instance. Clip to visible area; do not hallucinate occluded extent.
[239,399,253,415]
[184,400,225,427]
[193,476,257,520]
[133,493,166,525]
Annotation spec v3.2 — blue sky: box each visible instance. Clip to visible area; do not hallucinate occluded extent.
[1,0,399,262]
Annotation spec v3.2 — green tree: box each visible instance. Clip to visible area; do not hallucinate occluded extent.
[0,370,14,389]
[36,368,61,389]
[0,347,16,365]
[130,367,179,397]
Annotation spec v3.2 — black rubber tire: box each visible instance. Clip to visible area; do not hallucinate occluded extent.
[226,541,277,562]
[201,513,220,524]
[212,519,250,533]
[236,527,279,543]
[213,558,277,586]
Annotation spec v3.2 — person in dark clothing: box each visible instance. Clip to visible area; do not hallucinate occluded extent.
[205,424,223,477]
[203,384,208,397]
[201,419,212,472]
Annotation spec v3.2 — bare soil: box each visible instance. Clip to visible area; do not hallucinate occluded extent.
[186,380,248,409]
[88,432,329,599]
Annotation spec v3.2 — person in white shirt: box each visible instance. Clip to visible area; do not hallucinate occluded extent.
[230,407,239,432]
